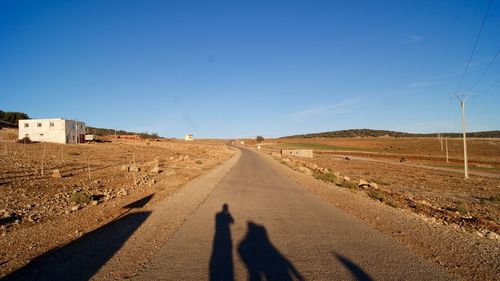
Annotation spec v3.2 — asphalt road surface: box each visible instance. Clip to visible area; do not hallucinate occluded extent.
[135,148,453,281]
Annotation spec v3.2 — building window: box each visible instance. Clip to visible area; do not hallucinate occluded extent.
[25,134,29,138]
[37,123,42,127]
[24,123,29,128]
[40,133,44,137]
[49,122,54,127]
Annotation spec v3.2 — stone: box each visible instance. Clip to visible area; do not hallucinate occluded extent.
[358,179,370,188]
[150,166,161,174]
[299,166,312,175]
[370,182,379,189]
[281,158,291,164]
[52,169,62,178]
[90,200,98,206]
[343,176,350,182]
[129,164,140,172]
[485,231,499,240]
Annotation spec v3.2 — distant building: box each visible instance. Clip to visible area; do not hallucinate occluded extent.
[184,134,194,141]
[18,118,86,144]
[84,134,96,142]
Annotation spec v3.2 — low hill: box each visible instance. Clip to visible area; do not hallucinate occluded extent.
[86,127,159,139]
[284,129,500,138]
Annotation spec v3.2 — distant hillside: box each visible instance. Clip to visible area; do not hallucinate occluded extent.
[284,129,500,138]
[0,110,29,124]
[86,127,159,139]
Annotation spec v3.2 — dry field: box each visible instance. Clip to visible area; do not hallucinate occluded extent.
[261,137,500,238]
[0,128,234,277]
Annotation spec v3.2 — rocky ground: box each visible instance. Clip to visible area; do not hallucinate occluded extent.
[261,142,500,240]
[0,128,234,277]
[258,150,500,281]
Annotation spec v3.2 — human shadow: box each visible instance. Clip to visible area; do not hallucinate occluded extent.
[209,203,235,281]
[334,252,373,281]
[2,211,151,281]
[238,221,304,281]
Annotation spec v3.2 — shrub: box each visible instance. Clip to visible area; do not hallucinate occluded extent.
[385,199,400,208]
[17,137,33,144]
[315,172,337,183]
[368,190,385,202]
[256,136,264,142]
[456,203,468,214]
[339,180,358,189]
[70,191,91,204]
[196,160,203,165]
[67,151,80,156]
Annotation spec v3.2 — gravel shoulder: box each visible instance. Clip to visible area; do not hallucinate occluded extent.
[258,149,500,281]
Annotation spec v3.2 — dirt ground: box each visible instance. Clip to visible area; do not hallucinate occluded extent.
[268,137,500,172]
[0,128,234,277]
[260,137,500,238]
[258,150,500,281]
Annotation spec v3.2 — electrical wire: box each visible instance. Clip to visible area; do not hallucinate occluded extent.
[468,46,500,92]
[454,0,493,97]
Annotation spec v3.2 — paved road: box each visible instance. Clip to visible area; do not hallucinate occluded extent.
[135,148,453,281]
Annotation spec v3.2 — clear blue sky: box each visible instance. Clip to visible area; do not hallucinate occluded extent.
[1,0,499,138]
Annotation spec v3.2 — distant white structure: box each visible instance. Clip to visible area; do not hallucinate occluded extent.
[18,118,86,144]
[184,134,194,141]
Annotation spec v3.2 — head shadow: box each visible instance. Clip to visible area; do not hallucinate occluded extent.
[333,252,373,281]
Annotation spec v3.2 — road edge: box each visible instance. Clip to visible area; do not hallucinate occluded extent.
[91,146,242,280]
[255,148,500,281]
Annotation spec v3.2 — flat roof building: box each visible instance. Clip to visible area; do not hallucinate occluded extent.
[18,118,86,144]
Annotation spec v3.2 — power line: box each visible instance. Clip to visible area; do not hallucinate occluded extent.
[477,76,500,97]
[468,46,500,92]
[454,0,493,97]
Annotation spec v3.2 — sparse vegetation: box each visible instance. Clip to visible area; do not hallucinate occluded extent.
[456,203,468,214]
[368,190,385,202]
[445,203,469,214]
[338,180,358,189]
[314,172,337,183]
[67,151,80,156]
[196,160,203,165]
[70,191,91,204]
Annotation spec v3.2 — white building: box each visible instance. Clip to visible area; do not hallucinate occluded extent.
[18,118,86,144]
[184,134,194,141]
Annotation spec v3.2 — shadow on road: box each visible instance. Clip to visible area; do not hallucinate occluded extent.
[334,252,373,281]
[124,193,154,209]
[2,211,151,281]
[209,203,235,281]
[238,221,305,281]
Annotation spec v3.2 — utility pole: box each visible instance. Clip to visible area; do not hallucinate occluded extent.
[456,95,469,179]
[445,137,449,163]
[440,133,444,151]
